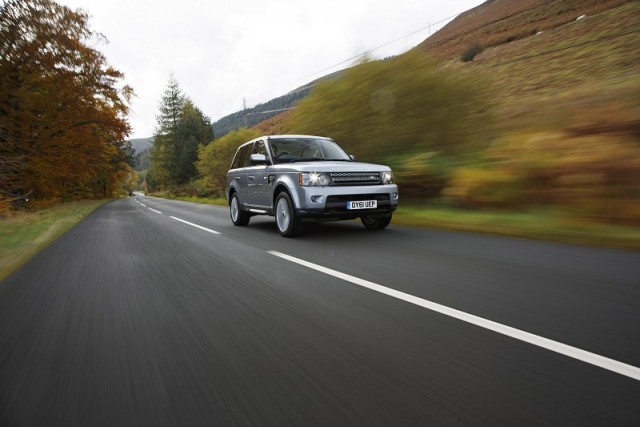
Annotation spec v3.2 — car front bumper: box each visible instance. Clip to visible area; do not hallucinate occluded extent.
[292,184,398,219]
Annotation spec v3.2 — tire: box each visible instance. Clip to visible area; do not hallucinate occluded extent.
[361,215,392,230]
[230,193,250,226]
[275,192,304,237]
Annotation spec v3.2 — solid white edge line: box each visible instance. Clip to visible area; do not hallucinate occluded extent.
[148,208,162,214]
[170,216,221,235]
[268,250,640,382]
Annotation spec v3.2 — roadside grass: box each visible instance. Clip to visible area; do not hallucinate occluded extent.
[394,205,640,250]
[0,200,108,281]
[157,194,228,206]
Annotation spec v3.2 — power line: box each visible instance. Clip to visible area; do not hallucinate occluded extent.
[299,12,463,82]
[297,0,573,84]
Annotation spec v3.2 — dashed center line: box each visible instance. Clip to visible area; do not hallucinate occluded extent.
[268,250,640,382]
[148,208,162,214]
[170,216,221,235]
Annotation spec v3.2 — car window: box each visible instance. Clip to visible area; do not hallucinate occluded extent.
[253,140,268,157]
[231,145,247,169]
[241,143,254,167]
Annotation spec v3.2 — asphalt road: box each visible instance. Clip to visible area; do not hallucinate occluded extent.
[1,197,639,426]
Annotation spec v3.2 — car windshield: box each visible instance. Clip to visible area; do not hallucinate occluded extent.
[268,138,351,164]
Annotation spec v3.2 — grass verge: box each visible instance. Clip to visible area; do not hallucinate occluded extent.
[0,199,108,281]
[394,206,640,250]
[160,194,227,206]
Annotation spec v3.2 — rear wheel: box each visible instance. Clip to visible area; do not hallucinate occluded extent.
[361,215,392,230]
[230,193,250,226]
[275,192,304,237]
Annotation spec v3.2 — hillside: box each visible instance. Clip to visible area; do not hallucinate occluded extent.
[433,0,639,134]
[418,0,631,59]
[212,70,343,138]
[129,137,153,155]
[253,0,638,136]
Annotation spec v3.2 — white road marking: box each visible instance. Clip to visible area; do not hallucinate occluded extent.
[268,250,640,382]
[170,216,221,235]
[148,208,162,214]
[139,203,146,207]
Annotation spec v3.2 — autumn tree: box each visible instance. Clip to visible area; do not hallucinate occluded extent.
[0,0,134,205]
[196,128,259,196]
[149,77,213,190]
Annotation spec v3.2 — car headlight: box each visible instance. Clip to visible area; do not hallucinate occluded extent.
[299,172,331,186]
[381,171,394,184]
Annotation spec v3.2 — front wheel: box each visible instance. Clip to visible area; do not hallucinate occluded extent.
[230,193,250,226]
[275,192,304,237]
[361,215,392,230]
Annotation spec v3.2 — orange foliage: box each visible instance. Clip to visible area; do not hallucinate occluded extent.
[444,132,640,224]
[0,0,133,207]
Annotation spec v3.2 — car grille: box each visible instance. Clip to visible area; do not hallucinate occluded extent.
[330,172,381,185]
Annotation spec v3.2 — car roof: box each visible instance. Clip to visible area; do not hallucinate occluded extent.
[266,135,330,140]
[238,135,332,148]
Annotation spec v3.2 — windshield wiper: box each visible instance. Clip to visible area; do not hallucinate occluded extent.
[289,158,320,163]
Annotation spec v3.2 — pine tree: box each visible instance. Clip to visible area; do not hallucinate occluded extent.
[149,77,213,190]
[150,75,185,189]
[174,101,213,185]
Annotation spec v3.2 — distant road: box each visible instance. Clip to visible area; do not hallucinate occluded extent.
[1,197,639,426]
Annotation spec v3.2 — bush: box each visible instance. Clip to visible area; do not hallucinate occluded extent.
[444,131,640,223]
[461,43,484,62]
[392,152,452,200]
[288,50,490,163]
[443,167,526,208]
[196,128,260,196]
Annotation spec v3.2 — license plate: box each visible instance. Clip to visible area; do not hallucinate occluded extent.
[347,200,377,210]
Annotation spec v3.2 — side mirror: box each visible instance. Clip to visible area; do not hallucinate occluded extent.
[250,153,268,165]
[349,154,356,161]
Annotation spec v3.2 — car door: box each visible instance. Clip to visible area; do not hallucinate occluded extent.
[248,140,271,208]
[229,143,251,202]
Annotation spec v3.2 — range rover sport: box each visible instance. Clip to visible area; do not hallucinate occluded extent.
[226,135,399,237]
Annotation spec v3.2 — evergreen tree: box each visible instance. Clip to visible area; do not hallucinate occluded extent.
[174,101,213,184]
[149,76,213,190]
[150,75,185,189]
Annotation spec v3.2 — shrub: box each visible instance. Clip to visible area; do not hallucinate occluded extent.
[288,50,490,163]
[461,43,484,62]
[196,128,260,196]
[443,167,526,208]
[445,131,640,223]
[392,152,452,200]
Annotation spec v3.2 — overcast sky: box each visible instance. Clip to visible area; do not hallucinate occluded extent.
[58,0,484,139]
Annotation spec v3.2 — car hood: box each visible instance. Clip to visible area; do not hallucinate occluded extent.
[270,161,391,173]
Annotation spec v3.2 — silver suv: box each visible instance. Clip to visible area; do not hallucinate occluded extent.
[226,135,399,237]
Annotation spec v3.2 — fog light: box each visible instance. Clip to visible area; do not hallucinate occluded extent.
[393,192,399,200]
[311,195,323,203]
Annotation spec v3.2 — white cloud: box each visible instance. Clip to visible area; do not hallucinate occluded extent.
[58,0,484,138]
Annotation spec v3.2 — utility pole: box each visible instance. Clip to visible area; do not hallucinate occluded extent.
[243,98,248,127]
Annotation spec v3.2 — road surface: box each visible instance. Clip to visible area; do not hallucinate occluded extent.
[1,197,639,426]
